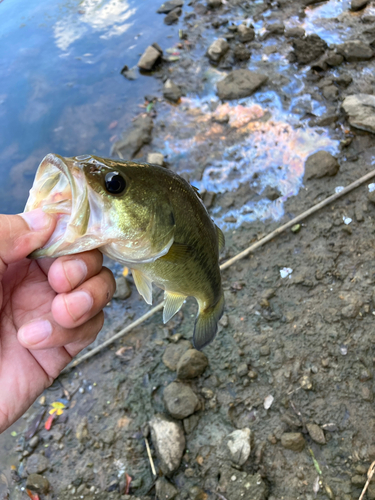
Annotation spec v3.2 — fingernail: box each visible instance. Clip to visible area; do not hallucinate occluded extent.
[65,291,93,322]
[20,209,53,231]
[18,320,52,346]
[62,259,87,289]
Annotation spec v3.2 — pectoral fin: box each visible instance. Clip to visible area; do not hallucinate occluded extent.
[159,242,191,263]
[215,224,225,252]
[163,291,187,323]
[132,269,153,305]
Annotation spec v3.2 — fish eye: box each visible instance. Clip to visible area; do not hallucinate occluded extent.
[104,172,126,194]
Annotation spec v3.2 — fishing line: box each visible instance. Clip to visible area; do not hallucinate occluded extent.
[61,168,375,374]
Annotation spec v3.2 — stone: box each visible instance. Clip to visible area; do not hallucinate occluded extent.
[26,454,50,474]
[234,44,251,61]
[102,429,116,445]
[219,468,267,499]
[280,432,305,452]
[120,65,138,80]
[26,474,50,494]
[207,38,229,62]
[157,0,183,13]
[111,115,153,158]
[155,477,178,500]
[304,151,339,180]
[147,152,164,166]
[29,435,39,449]
[75,417,90,442]
[138,45,162,70]
[306,423,326,444]
[285,27,305,38]
[164,8,181,25]
[325,52,344,66]
[113,276,131,300]
[225,428,252,465]
[337,40,373,62]
[217,69,268,100]
[335,73,352,87]
[149,413,185,476]
[342,94,375,133]
[263,185,281,201]
[237,362,248,377]
[183,414,200,434]
[237,24,255,43]
[322,84,339,100]
[163,382,200,419]
[163,79,182,102]
[264,22,285,37]
[207,0,222,7]
[162,341,191,371]
[351,0,369,10]
[176,349,209,379]
[291,35,327,64]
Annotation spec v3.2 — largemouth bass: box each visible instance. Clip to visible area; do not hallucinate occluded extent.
[24,154,225,350]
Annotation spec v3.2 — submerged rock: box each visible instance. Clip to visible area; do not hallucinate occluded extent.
[111,115,153,159]
[163,382,200,419]
[177,349,209,379]
[163,79,182,102]
[164,8,181,25]
[157,0,183,13]
[237,24,255,43]
[26,474,50,495]
[207,38,229,62]
[155,477,178,500]
[342,94,375,133]
[149,413,185,476]
[280,432,305,452]
[304,151,339,180]
[337,40,373,62]
[217,69,268,100]
[138,45,163,70]
[291,34,327,64]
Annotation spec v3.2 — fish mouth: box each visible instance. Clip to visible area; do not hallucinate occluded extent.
[25,153,92,258]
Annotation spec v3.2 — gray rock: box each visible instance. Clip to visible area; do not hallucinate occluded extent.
[207,38,229,62]
[285,27,305,38]
[237,24,255,43]
[322,84,339,100]
[155,477,178,500]
[177,349,209,379]
[304,151,339,180]
[219,468,267,499]
[138,45,162,70]
[291,35,327,64]
[147,152,164,166]
[164,8,181,25]
[163,79,182,102]
[217,69,268,100]
[120,65,138,80]
[183,414,200,434]
[149,413,185,476]
[207,0,222,7]
[225,428,252,465]
[26,454,50,474]
[263,22,285,38]
[337,40,373,62]
[162,341,191,371]
[234,44,251,61]
[306,423,326,444]
[263,185,281,201]
[157,0,183,13]
[163,382,200,419]
[335,73,353,87]
[351,0,369,10]
[111,115,153,158]
[113,276,131,300]
[342,94,375,133]
[29,435,39,449]
[280,432,305,452]
[26,474,50,494]
[325,52,344,66]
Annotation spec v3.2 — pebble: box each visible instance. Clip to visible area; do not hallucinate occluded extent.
[113,276,131,300]
[26,474,50,494]
[237,23,255,42]
[155,477,178,500]
[337,40,373,62]
[29,435,39,449]
[162,341,191,371]
[163,382,200,419]
[149,413,186,476]
[164,8,181,25]
[207,38,229,62]
[285,27,305,38]
[237,362,248,377]
[147,152,164,166]
[234,43,251,61]
[26,454,50,474]
[304,151,340,180]
[306,423,326,444]
[351,474,366,486]
[342,94,375,134]
[225,428,252,465]
[299,374,313,390]
[183,414,200,434]
[76,417,89,442]
[280,433,306,452]
[163,79,182,102]
[177,349,208,379]
[138,45,162,71]
[291,34,327,64]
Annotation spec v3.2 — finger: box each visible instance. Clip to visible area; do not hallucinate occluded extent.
[0,210,56,266]
[17,312,104,354]
[41,250,104,293]
[51,267,115,329]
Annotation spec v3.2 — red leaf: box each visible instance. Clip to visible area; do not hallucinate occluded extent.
[26,490,40,500]
[44,413,55,431]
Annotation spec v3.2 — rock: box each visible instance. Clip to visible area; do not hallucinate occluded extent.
[26,474,50,494]
[304,151,339,180]
[162,341,191,370]
[325,52,344,66]
[147,152,164,166]
[337,40,373,62]
[263,185,281,201]
[164,8,181,25]
[111,115,153,158]
[157,0,183,13]
[237,362,248,377]
[225,428,252,465]
[183,414,200,434]
[75,417,90,442]
[234,44,251,61]
[149,413,185,476]
[102,429,116,445]
[138,45,162,70]
[237,24,255,43]
[176,349,209,379]
[291,35,327,64]
[207,38,229,62]
[155,477,178,500]
[280,432,305,452]
[29,435,39,449]
[163,382,200,419]
[113,276,131,300]
[219,468,267,499]
[306,423,326,444]
[342,94,375,133]
[322,84,339,100]
[285,27,305,38]
[217,69,268,100]
[26,454,50,474]
[163,79,182,102]
[351,0,369,10]
[207,0,222,7]
[264,22,285,37]
[335,73,352,87]
[120,65,138,80]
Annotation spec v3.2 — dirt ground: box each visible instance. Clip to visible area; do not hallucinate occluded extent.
[3,0,375,499]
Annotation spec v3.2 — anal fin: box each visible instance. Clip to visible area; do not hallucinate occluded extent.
[193,292,225,350]
[163,291,187,323]
[132,269,153,305]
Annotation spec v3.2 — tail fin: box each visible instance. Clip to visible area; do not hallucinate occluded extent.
[193,292,225,350]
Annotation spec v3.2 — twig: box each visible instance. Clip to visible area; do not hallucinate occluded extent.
[212,492,229,500]
[359,460,375,500]
[145,438,157,477]
[59,168,375,374]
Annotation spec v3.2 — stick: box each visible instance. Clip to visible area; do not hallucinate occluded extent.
[359,460,375,500]
[60,168,375,374]
[145,438,157,477]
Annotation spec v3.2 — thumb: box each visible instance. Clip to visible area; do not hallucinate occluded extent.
[0,209,56,265]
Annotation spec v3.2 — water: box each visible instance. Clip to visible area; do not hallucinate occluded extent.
[0,0,180,214]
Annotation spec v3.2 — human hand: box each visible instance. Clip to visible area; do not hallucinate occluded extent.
[0,210,115,433]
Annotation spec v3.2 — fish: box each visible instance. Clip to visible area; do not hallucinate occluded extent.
[24,153,225,350]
